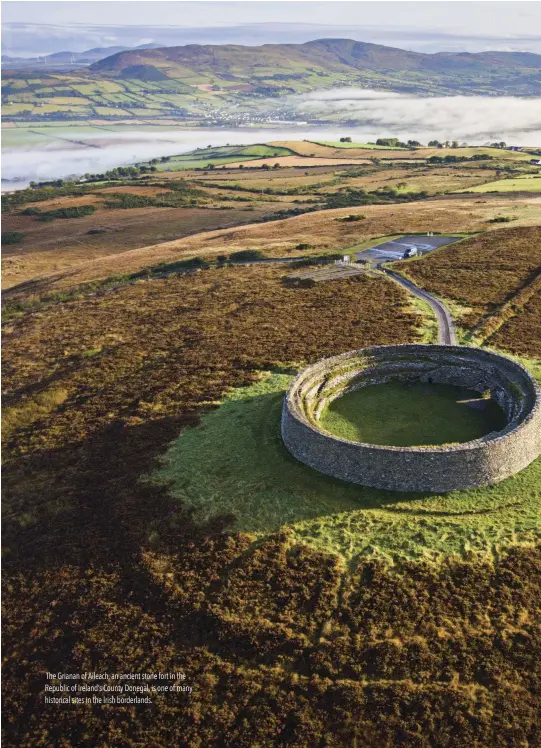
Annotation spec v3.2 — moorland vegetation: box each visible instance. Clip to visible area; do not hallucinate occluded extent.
[2,137,541,745]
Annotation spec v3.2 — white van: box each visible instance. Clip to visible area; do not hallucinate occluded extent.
[402,246,419,259]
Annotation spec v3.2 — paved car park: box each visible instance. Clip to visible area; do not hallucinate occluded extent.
[355,235,461,264]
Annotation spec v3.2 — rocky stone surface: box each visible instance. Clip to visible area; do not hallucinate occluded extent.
[282,345,541,492]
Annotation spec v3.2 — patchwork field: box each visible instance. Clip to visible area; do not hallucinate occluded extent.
[223,155,372,168]
[4,140,539,293]
[464,174,541,192]
[269,140,535,162]
[2,71,227,120]
[309,139,408,150]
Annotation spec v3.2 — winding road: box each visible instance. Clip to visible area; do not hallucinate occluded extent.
[381,268,457,345]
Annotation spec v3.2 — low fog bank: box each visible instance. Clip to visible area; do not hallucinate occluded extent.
[3,127,359,188]
[3,91,540,189]
[287,89,541,144]
[1,128,293,189]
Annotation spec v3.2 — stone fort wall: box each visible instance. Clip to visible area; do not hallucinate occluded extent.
[281,345,541,492]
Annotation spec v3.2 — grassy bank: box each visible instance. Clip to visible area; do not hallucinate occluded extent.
[150,370,541,563]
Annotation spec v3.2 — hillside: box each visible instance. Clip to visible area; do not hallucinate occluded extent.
[2,124,541,744]
[3,38,541,124]
[2,138,540,289]
[91,38,541,95]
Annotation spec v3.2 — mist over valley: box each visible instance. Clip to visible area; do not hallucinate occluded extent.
[3,91,541,188]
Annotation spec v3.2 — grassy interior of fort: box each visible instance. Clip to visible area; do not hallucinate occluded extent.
[319,382,507,446]
[150,369,540,562]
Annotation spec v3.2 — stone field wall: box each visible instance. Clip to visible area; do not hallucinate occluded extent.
[281,345,541,492]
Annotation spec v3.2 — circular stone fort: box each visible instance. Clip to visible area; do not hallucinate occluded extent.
[281,345,541,493]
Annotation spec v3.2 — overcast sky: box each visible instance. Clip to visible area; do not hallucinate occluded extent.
[3,1,541,56]
[2,1,539,32]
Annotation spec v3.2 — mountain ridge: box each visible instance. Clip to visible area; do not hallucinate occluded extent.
[90,37,541,95]
[4,37,541,123]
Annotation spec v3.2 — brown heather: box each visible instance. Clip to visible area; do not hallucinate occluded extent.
[403,225,541,355]
[2,226,541,745]
[4,194,540,297]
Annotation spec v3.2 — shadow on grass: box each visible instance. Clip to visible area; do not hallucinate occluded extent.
[3,372,539,745]
[2,413,232,574]
[149,386,420,534]
[142,372,540,562]
[5,371,537,571]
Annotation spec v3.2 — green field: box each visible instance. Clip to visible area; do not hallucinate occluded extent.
[319,382,506,445]
[150,368,541,562]
[144,143,296,170]
[310,140,408,150]
[463,175,541,193]
[2,72,215,121]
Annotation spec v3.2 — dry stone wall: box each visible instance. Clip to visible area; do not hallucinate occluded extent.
[281,345,541,492]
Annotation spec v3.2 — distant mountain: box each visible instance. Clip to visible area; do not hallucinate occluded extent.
[4,37,541,125]
[90,38,541,96]
[2,43,160,69]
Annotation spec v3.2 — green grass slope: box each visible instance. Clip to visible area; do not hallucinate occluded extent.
[150,367,541,563]
[139,143,297,170]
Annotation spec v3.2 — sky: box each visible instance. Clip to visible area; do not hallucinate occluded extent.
[3,1,539,32]
[3,1,541,56]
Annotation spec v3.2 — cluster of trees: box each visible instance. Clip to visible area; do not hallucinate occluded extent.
[81,165,158,182]
[375,138,422,148]
[428,140,463,148]
[103,190,202,210]
[203,162,281,172]
[426,140,511,149]
[427,154,493,164]
[28,178,65,188]
[2,231,24,244]
[27,164,159,190]
[348,137,513,151]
